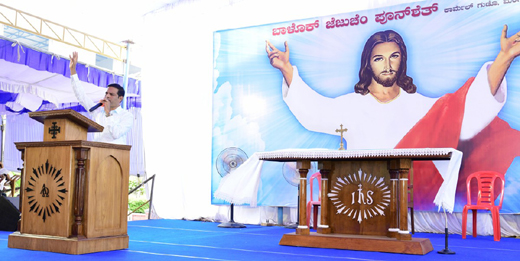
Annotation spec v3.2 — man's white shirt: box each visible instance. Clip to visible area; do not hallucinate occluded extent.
[71,74,133,145]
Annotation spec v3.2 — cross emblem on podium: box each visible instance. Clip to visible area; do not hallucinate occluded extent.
[48,122,61,139]
[335,124,347,150]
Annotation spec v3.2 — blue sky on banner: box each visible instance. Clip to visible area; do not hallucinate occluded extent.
[211,0,520,211]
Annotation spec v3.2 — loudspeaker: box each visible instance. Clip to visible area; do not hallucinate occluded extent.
[0,196,19,231]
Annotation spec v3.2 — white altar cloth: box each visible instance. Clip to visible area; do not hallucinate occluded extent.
[214,148,462,213]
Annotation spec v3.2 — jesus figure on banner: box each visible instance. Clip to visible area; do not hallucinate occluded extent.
[266,26,520,210]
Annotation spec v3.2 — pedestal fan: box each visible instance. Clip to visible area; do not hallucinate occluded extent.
[216,147,248,228]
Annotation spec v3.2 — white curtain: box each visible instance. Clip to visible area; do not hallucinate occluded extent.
[127,107,146,176]
[412,212,520,237]
[4,112,43,172]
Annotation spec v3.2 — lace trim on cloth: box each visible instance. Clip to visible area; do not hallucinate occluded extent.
[257,148,455,160]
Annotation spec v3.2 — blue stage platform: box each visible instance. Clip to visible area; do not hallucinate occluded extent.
[1,219,519,260]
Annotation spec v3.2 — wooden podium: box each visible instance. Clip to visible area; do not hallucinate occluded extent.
[258,149,456,255]
[8,109,131,254]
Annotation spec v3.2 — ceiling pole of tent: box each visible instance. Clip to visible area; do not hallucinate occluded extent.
[122,40,134,110]
[0,115,4,163]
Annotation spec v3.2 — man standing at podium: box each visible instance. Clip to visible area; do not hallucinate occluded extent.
[69,51,133,145]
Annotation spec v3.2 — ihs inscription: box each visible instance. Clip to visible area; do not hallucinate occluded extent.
[328,168,390,223]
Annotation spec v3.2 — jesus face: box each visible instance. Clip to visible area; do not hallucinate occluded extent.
[369,42,402,87]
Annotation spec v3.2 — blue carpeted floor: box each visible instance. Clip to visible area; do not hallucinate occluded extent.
[1,219,519,260]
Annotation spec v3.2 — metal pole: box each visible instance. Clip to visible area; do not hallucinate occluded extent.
[1,115,5,163]
[148,174,155,220]
[438,207,455,254]
[122,40,134,110]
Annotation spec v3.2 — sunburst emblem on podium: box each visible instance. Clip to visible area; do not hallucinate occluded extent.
[328,168,390,223]
[25,160,68,222]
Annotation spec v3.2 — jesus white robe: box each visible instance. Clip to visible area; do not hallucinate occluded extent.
[283,62,513,210]
[283,62,506,150]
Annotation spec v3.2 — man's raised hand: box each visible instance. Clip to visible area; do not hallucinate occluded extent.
[69,51,78,75]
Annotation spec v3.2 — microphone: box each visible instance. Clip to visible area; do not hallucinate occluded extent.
[89,103,103,112]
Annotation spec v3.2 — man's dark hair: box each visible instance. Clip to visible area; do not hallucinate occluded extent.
[354,30,416,95]
[108,83,125,97]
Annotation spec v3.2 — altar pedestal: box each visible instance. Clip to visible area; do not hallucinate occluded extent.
[8,110,131,254]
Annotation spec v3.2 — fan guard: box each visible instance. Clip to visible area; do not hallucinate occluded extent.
[282,162,317,187]
[216,147,248,177]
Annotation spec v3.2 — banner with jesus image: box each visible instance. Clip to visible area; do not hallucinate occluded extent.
[211,0,520,213]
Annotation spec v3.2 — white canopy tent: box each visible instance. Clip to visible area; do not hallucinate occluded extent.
[0,37,145,175]
[0,0,169,175]
[0,48,106,109]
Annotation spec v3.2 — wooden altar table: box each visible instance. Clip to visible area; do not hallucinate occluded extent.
[257,148,460,255]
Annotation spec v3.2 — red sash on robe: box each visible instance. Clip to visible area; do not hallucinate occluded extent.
[395,78,520,211]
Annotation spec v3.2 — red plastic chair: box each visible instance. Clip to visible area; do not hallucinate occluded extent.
[461,171,505,241]
[306,172,321,229]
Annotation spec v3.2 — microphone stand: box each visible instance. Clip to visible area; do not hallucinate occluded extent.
[437,207,455,254]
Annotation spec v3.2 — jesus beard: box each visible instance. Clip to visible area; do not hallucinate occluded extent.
[373,71,397,87]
